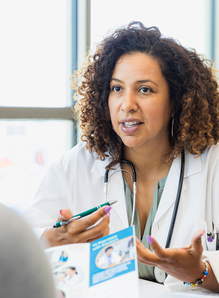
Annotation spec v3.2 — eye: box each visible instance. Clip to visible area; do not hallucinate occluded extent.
[112,85,122,92]
[139,86,152,93]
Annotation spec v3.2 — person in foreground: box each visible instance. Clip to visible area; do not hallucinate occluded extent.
[0,204,56,298]
[22,22,219,293]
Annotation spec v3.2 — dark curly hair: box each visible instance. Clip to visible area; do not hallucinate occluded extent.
[71,21,219,162]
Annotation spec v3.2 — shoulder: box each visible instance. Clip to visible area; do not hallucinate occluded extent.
[184,144,219,176]
[62,141,97,161]
[185,144,219,160]
[55,141,111,173]
[185,144,219,163]
[202,143,219,159]
[173,145,219,178]
[203,144,219,177]
[199,144,219,170]
[56,142,97,170]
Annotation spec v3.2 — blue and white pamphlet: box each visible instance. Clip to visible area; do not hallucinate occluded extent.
[45,226,139,298]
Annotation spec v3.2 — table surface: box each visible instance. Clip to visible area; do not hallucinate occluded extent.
[138,279,218,298]
[139,279,176,298]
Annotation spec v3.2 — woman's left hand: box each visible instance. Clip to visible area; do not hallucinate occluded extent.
[136,229,206,283]
[136,229,219,292]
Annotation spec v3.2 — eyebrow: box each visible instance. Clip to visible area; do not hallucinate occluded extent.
[110,78,158,87]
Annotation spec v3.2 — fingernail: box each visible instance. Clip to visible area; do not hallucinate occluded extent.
[107,212,110,217]
[146,235,153,245]
[105,206,111,213]
[60,209,63,216]
[199,233,205,238]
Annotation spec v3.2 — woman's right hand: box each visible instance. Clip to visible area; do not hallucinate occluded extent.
[43,206,111,247]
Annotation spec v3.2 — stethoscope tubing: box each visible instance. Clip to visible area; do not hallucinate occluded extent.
[165,150,185,248]
[104,159,137,225]
[104,151,185,245]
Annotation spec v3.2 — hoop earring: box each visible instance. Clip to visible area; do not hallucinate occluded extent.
[171,118,174,138]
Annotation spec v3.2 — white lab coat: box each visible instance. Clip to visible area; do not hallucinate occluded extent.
[98,252,122,268]
[22,141,219,294]
[57,273,81,287]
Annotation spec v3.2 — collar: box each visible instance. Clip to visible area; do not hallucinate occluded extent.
[173,150,202,178]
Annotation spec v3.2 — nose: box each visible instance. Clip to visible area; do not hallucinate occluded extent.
[121,90,138,113]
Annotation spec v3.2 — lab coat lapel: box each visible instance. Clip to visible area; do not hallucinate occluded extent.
[153,152,202,228]
[153,155,185,227]
[91,158,129,231]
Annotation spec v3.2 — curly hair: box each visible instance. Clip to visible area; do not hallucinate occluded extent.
[71,21,219,162]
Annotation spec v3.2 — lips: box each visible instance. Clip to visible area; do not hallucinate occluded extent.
[120,118,143,133]
[123,121,141,127]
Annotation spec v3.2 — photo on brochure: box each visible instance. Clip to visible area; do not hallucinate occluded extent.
[45,226,139,298]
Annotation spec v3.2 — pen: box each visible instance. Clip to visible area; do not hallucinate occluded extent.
[53,200,117,228]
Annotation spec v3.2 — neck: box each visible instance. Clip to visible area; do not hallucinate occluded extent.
[122,142,172,180]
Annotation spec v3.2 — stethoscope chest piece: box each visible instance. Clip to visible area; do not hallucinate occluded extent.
[153,267,167,284]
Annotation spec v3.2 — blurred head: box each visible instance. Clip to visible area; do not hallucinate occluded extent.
[65,267,77,278]
[73,21,219,162]
[105,246,113,256]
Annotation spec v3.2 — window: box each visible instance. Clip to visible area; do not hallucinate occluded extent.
[91,0,214,61]
[1,0,218,208]
[0,0,79,207]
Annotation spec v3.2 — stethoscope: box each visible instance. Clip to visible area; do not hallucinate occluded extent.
[104,150,219,283]
[104,150,185,248]
[104,159,137,226]
[104,150,185,283]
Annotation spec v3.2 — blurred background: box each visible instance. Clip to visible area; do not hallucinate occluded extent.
[0,0,218,208]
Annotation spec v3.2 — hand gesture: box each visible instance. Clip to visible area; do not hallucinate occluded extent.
[137,229,205,283]
[136,230,219,292]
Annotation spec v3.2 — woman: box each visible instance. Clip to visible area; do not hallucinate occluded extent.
[57,267,80,287]
[23,22,219,292]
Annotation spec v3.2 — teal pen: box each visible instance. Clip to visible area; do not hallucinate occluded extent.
[53,200,117,228]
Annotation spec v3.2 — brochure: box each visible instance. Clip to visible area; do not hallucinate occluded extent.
[45,226,139,298]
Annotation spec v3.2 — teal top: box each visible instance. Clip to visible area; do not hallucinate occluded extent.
[123,174,168,280]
